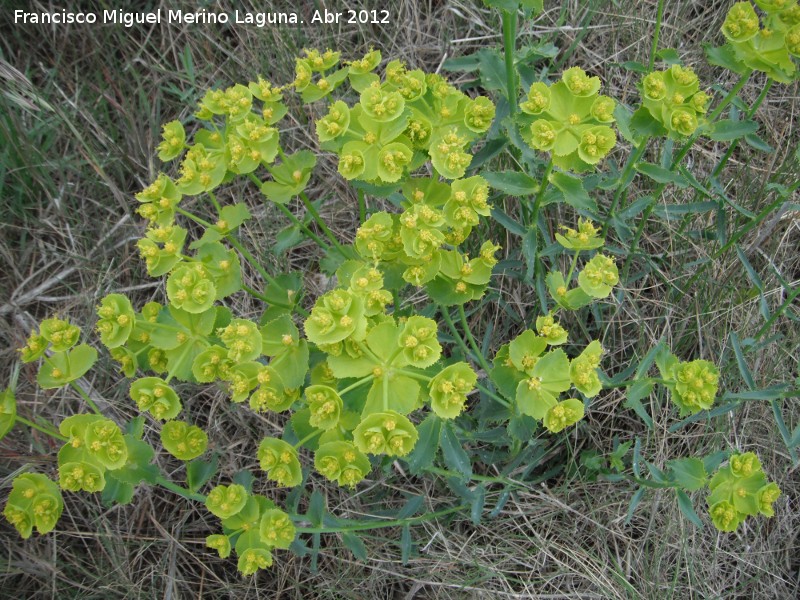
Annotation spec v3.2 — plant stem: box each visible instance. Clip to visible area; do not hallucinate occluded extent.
[382,372,389,411]
[457,304,493,375]
[649,0,666,72]
[338,375,374,396]
[299,191,347,255]
[294,503,468,535]
[68,381,103,416]
[601,137,649,236]
[501,10,518,116]
[396,369,432,383]
[565,250,581,286]
[15,415,69,441]
[357,189,366,224]
[531,156,554,226]
[294,429,324,449]
[155,475,207,502]
[207,191,223,214]
[247,173,332,252]
[477,383,510,408]
[425,465,514,485]
[438,304,473,363]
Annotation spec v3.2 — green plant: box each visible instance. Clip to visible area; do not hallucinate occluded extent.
[4,0,798,578]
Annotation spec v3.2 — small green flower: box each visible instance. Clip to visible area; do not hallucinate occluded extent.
[535,314,568,346]
[316,100,351,142]
[259,508,296,549]
[3,473,64,539]
[160,420,208,461]
[398,316,441,368]
[206,533,232,558]
[304,289,367,345]
[709,500,743,532]
[237,547,273,575]
[314,441,371,487]
[129,377,182,421]
[205,484,248,519]
[562,66,602,96]
[429,362,477,419]
[520,82,551,114]
[578,254,618,298]
[722,2,761,43]
[257,437,303,487]
[305,385,343,430]
[577,125,616,164]
[555,218,604,251]
[514,349,572,419]
[96,294,135,348]
[543,398,585,433]
[166,264,217,314]
[670,359,719,414]
[570,341,603,397]
[756,482,781,517]
[157,120,186,162]
[353,411,418,457]
[218,319,263,362]
[39,318,81,352]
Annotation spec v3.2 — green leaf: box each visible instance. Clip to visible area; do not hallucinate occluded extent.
[341,531,367,561]
[730,331,755,390]
[0,388,16,440]
[477,48,507,94]
[111,435,158,486]
[708,119,759,142]
[187,455,218,492]
[400,523,412,565]
[406,414,441,475]
[490,207,526,237]
[548,171,596,211]
[667,458,707,491]
[37,344,98,389]
[624,487,646,525]
[439,422,472,481]
[743,133,773,153]
[624,380,654,429]
[307,490,325,527]
[362,375,420,417]
[482,171,537,196]
[703,44,747,75]
[675,489,703,528]
[635,162,688,188]
[101,475,134,506]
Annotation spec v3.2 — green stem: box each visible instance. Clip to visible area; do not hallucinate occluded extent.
[396,369,432,383]
[299,192,347,255]
[176,206,213,228]
[531,157,554,226]
[501,10,518,116]
[225,234,280,288]
[355,341,383,365]
[438,304,473,363]
[477,383,510,408]
[565,249,581,286]
[338,375,374,396]
[207,191,223,214]
[68,380,102,416]
[425,466,514,485]
[294,503,468,535]
[15,415,69,441]
[755,285,800,339]
[155,475,207,502]
[294,429,324,449]
[457,304,493,375]
[382,372,389,411]
[649,0,666,71]
[357,189,366,224]
[602,137,650,236]
[247,173,332,252]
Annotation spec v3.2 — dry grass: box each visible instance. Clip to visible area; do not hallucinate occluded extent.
[1,0,799,598]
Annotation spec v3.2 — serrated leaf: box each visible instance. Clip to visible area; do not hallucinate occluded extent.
[341,531,368,561]
[490,207,526,237]
[704,44,747,74]
[624,380,654,429]
[101,474,134,506]
[477,48,507,94]
[667,458,707,491]
[439,422,472,481]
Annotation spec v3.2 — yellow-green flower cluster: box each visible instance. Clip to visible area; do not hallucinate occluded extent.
[204,486,297,575]
[707,452,781,531]
[57,414,129,492]
[658,354,720,416]
[491,329,603,433]
[160,420,208,461]
[519,67,617,172]
[722,1,800,83]
[258,437,303,487]
[640,65,709,138]
[313,51,495,183]
[314,441,371,487]
[19,318,98,390]
[129,377,182,420]
[3,473,64,539]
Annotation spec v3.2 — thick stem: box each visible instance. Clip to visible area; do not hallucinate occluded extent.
[338,375,375,396]
[294,429,324,450]
[502,10,518,116]
[649,0,666,72]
